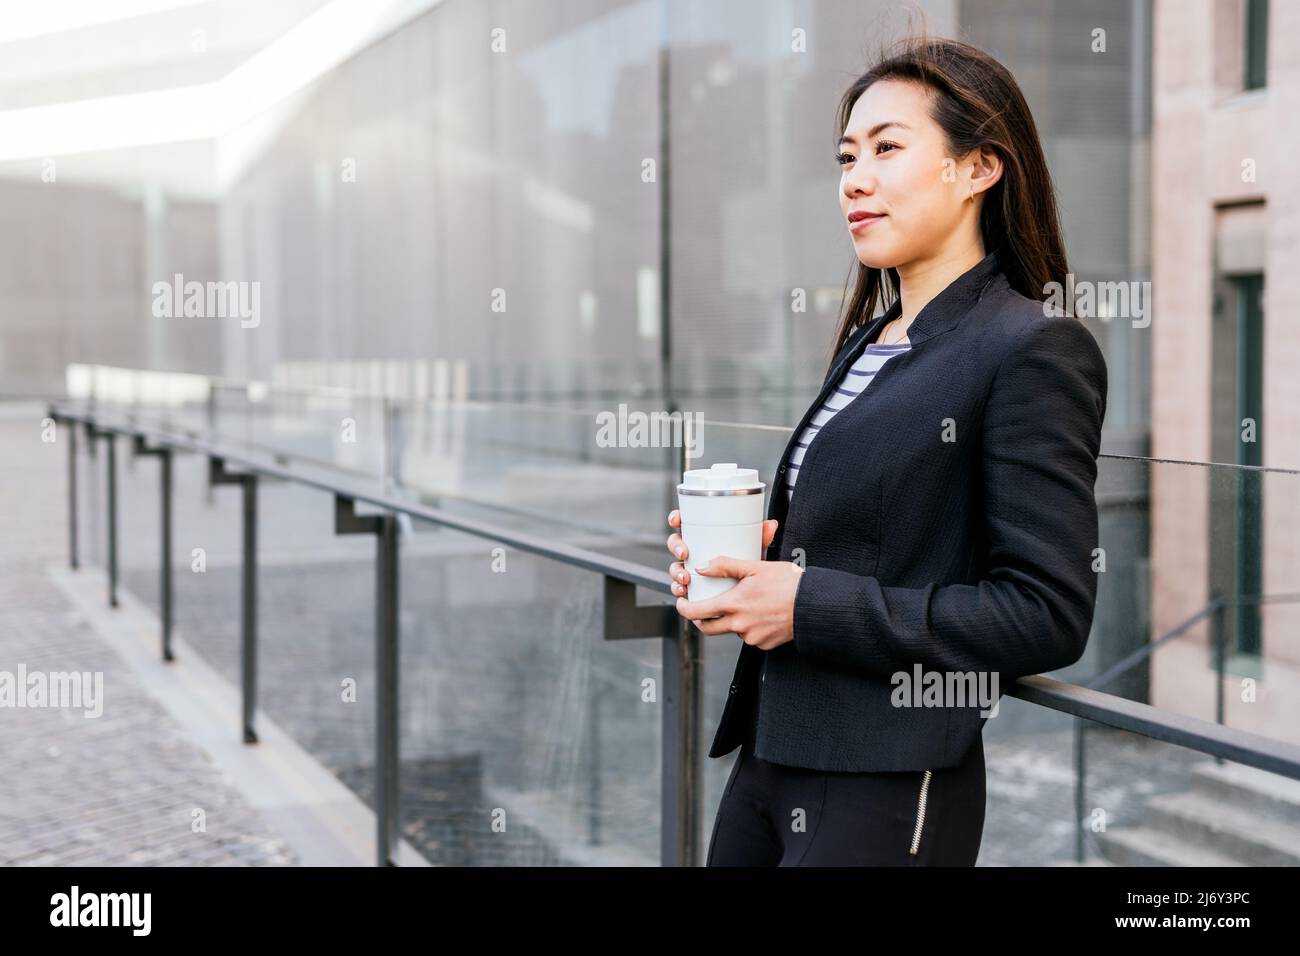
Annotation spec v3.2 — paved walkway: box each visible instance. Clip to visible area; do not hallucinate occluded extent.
[0,573,300,866]
[1,403,435,866]
[0,404,301,865]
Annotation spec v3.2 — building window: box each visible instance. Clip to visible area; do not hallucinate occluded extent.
[1210,272,1264,667]
[1231,274,1264,659]
[1244,0,1268,90]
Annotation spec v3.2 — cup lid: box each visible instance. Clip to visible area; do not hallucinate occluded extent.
[678,462,765,495]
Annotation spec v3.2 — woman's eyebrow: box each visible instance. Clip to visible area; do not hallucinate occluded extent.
[838,121,911,147]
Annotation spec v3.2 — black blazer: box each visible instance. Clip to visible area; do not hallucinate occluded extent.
[708,247,1108,772]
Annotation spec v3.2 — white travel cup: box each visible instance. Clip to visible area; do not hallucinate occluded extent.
[676,463,767,602]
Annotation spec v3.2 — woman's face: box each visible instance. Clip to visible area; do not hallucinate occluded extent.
[838,78,975,270]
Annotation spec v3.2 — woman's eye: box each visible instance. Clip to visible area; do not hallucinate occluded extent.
[837,142,897,165]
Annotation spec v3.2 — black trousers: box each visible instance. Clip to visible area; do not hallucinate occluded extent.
[706,705,986,866]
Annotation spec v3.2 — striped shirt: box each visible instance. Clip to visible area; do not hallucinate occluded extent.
[785,341,911,504]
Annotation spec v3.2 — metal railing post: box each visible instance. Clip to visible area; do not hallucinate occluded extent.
[210,456,258,744]
[1074,719,1086,863]
[106,430,118,608]
[162,449,173,662]
[241,474,258,743]
[587,681,600,847]
[67,416,78,570]
[675,442,701,867]
[1212,594,1226,765]
[335,495,401,866]
[133,436,175,662]
[601,575,681,864]
[376,511,399,865]
[661,628,688,867]
[205,383,217,506]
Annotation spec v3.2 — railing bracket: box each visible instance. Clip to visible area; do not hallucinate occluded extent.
[604,576,675,641]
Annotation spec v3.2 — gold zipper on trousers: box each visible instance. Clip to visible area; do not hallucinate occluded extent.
[909,770,933,856]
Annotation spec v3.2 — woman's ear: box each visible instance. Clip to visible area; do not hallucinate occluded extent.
[969,145,1003,199]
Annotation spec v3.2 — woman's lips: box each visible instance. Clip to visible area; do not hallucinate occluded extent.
[849,213,885,233]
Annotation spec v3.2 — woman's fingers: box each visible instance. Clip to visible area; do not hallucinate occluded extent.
[687,613,734,636]
[666,531,687,561]
[668,500,688,588]
[669,560,691,595]
[668,510,689,594]
[670,510,774,598]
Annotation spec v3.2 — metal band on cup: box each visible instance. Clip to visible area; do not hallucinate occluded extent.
[676,487,765,496]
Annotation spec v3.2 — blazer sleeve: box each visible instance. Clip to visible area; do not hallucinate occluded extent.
[790,316,1108,681]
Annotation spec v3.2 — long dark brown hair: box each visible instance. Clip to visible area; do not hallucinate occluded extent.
[827,34,1069,375]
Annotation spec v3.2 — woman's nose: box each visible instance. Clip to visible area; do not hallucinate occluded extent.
[845,170,877,196]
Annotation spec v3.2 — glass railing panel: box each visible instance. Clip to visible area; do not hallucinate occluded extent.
[123,456,385,811]
[1089,454,1300,751]
[211,383,389,482]
[1068,728,1296,867]
[399,517,663,864]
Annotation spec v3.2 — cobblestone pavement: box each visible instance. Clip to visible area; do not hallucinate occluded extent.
[0,405,299,866]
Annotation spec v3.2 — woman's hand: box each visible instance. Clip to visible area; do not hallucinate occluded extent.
[666,511,797,650]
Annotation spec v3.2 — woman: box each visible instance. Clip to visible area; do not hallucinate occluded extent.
[665,35,1108,866]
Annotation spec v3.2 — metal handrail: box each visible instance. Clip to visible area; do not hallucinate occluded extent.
[47,399,1300,869]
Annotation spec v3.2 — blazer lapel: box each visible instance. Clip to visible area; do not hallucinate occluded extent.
[772,306,897,482]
